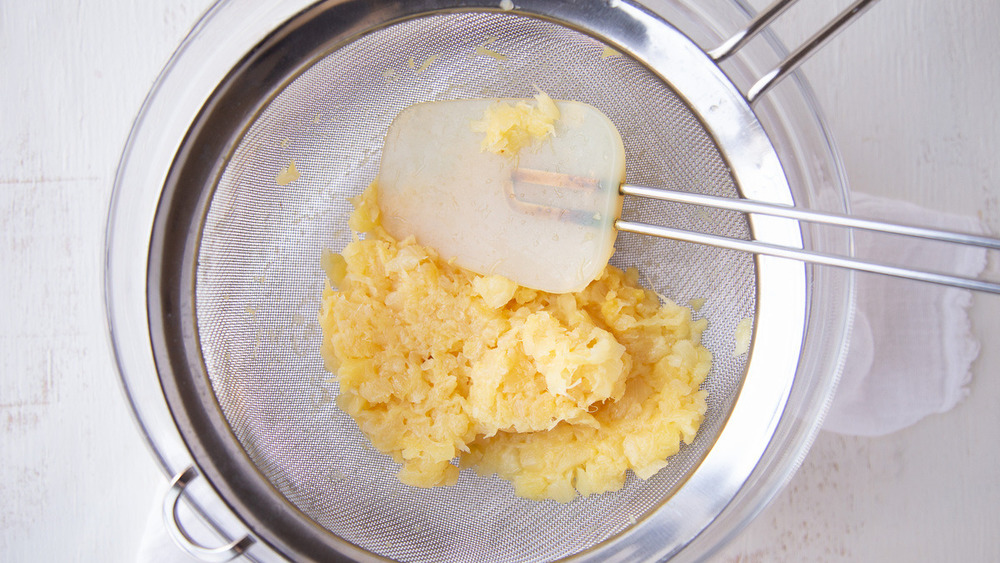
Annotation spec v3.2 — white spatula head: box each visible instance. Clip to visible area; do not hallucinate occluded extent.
[377,97,626,294]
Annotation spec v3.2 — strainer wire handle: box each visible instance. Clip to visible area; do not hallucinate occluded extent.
[710,0,881,104]
[708,0,798,61]
[162,466,256,562]
[615,185,1000,294]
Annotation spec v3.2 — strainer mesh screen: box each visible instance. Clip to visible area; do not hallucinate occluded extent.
[195,11,754,562]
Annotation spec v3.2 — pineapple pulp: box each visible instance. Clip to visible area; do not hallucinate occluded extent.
[470,89,560,155]
[318,185,710,502]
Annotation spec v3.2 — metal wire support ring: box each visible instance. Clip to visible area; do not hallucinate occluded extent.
[162,466,255,562]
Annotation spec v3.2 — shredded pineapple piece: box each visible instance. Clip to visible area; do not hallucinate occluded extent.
[471,274,517,309]
[276,160,300,186]
[318,183,710,500]
[734,317,752,356]
[320,248,347,287]
[470,89,560,155]
[600,46,622,59]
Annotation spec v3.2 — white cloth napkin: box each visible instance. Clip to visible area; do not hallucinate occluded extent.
[821,192,988,436]
[137,192,989,560]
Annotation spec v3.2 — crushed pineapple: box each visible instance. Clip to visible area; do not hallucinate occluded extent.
[318,184,710,500]
[469,89,560,155]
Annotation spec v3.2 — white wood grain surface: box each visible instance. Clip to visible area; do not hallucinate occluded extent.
[1,0,997,561]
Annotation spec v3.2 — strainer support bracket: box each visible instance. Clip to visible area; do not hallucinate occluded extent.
[709,0,880,103]
[163,466,256,562]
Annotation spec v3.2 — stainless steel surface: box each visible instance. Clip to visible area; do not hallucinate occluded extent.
[618,184,1000,293]
[747,0,880,103]
[151,2,795,560]
[708,0,877,105]
[708,0,797,61]
[105,1,313,557]
[708,0,882,101]
[617,220,1000,293]
[164,467,255,562]
[168,4,787,560]
[105,0,860,561]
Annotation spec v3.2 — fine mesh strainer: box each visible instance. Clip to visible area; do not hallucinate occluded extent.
[108,0,875,561]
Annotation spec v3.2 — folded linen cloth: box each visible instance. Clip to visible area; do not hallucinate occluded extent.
[821,192,988,436]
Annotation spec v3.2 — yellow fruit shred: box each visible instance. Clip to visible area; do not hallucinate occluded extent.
[470,89,560,155]
[318,184,710,500]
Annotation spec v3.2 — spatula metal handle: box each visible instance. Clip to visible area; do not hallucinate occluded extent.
[620,185,1000,250]
[617,184,1000,294]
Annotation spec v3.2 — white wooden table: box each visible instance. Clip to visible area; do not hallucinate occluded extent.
[2,1,997,560]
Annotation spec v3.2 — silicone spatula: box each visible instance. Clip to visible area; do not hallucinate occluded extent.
[377,98,626,294]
